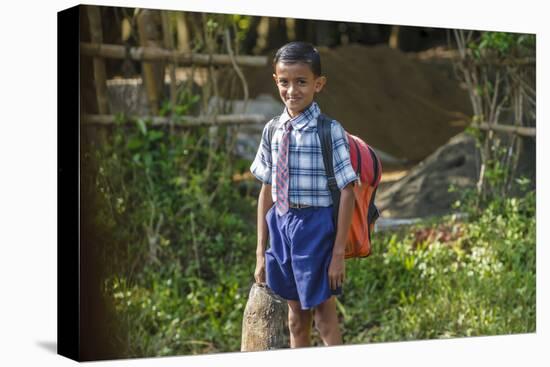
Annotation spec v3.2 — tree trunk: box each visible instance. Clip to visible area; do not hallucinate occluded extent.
[267,17,288,50]
[175,12,191,52]
[242,16,261,55]
[161,10,177,126]
[294,19,308,43]
[241,283,289,351]
[315,21,338,47]
[360,24,384,44]
[389,25,400,49]
[136,9,164,115]
[85,5,109,115]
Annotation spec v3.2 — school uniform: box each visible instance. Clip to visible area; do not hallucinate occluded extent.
[250,101,358,310]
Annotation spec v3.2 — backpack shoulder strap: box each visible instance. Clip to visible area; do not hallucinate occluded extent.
[317,113,337,190]
[317,113,341,225]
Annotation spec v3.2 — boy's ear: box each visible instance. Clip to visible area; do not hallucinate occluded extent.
[272,73,278,84]
[315,76,327,93]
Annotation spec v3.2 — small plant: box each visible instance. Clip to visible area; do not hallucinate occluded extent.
[453,30,535,201]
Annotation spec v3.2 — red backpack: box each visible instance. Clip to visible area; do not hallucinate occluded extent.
[269,113,382,259]
[317,114,382,258]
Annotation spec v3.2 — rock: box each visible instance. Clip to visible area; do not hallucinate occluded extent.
[241,283,289,351]
[377,132,481,218]
[106,78,152,116]
[105,77,202,116]
[207,94,284,161]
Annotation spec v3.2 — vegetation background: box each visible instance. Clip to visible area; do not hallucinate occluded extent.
[79,6,536,360]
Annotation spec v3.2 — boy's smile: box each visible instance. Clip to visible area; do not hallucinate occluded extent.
[273,62,326,118]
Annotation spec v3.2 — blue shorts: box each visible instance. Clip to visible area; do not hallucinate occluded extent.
[265,204,342,310]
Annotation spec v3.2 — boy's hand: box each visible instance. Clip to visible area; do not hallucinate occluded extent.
[328,253,345,290]
[254,255,266,284]
[255,183,272,284]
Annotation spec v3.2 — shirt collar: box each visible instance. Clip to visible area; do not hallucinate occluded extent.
[278,101,320,131]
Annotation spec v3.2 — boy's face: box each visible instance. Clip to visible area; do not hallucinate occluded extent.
[272,61,326,118]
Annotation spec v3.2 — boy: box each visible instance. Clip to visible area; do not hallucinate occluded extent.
[250,41,357,347]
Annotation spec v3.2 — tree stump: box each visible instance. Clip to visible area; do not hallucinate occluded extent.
[241,283,289,351]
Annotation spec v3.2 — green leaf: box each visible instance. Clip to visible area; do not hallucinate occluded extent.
[114,112,125,125]
[137,118,147,136]
[149,130,164,141]
[127,136,143,150]
[159,100,171,117]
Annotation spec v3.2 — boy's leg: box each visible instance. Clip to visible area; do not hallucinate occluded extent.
[313,296,343,346]
[287,300,313,348]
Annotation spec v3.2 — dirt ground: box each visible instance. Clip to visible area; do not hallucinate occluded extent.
[376,132,480,219]
[242,43,472,163]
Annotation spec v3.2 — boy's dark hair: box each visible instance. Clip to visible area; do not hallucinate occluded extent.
[273,41,322,77]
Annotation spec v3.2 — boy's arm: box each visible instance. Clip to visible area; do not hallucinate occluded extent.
[333,183,355,257]
[328,182,355,290]
[327,120,358,289]
[255,183,274,283]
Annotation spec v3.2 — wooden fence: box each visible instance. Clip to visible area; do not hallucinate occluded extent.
[82,5,269,128]
[472,122,535,138]
[82,6,535,138]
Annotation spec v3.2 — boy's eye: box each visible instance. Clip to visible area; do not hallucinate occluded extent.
[277,80,307,86]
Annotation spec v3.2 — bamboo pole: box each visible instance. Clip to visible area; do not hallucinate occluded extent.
[136,9,162,115]
[465,56,536,67]
[81,113,267,127]
[85,6,109,115]
[160,10,177,134]
[80,42,269,67]
[389,25,400,49]
[175,12,191,53]
[472,122,536,137]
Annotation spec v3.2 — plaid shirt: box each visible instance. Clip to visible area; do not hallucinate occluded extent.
[250,101,358,207]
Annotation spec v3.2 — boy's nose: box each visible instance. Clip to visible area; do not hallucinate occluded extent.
[287,83,298,95]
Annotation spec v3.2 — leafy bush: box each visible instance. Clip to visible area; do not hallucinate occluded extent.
[340,189,535,344]
[84,115,258,357]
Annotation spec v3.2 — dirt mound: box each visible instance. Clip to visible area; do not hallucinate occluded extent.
[377,132,480,218]
[242,44,472,162]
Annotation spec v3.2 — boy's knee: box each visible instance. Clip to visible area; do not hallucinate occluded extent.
[288,318,309,337]
[288,310,311,336]
[314,302,339,338]
[314,316,334,338]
